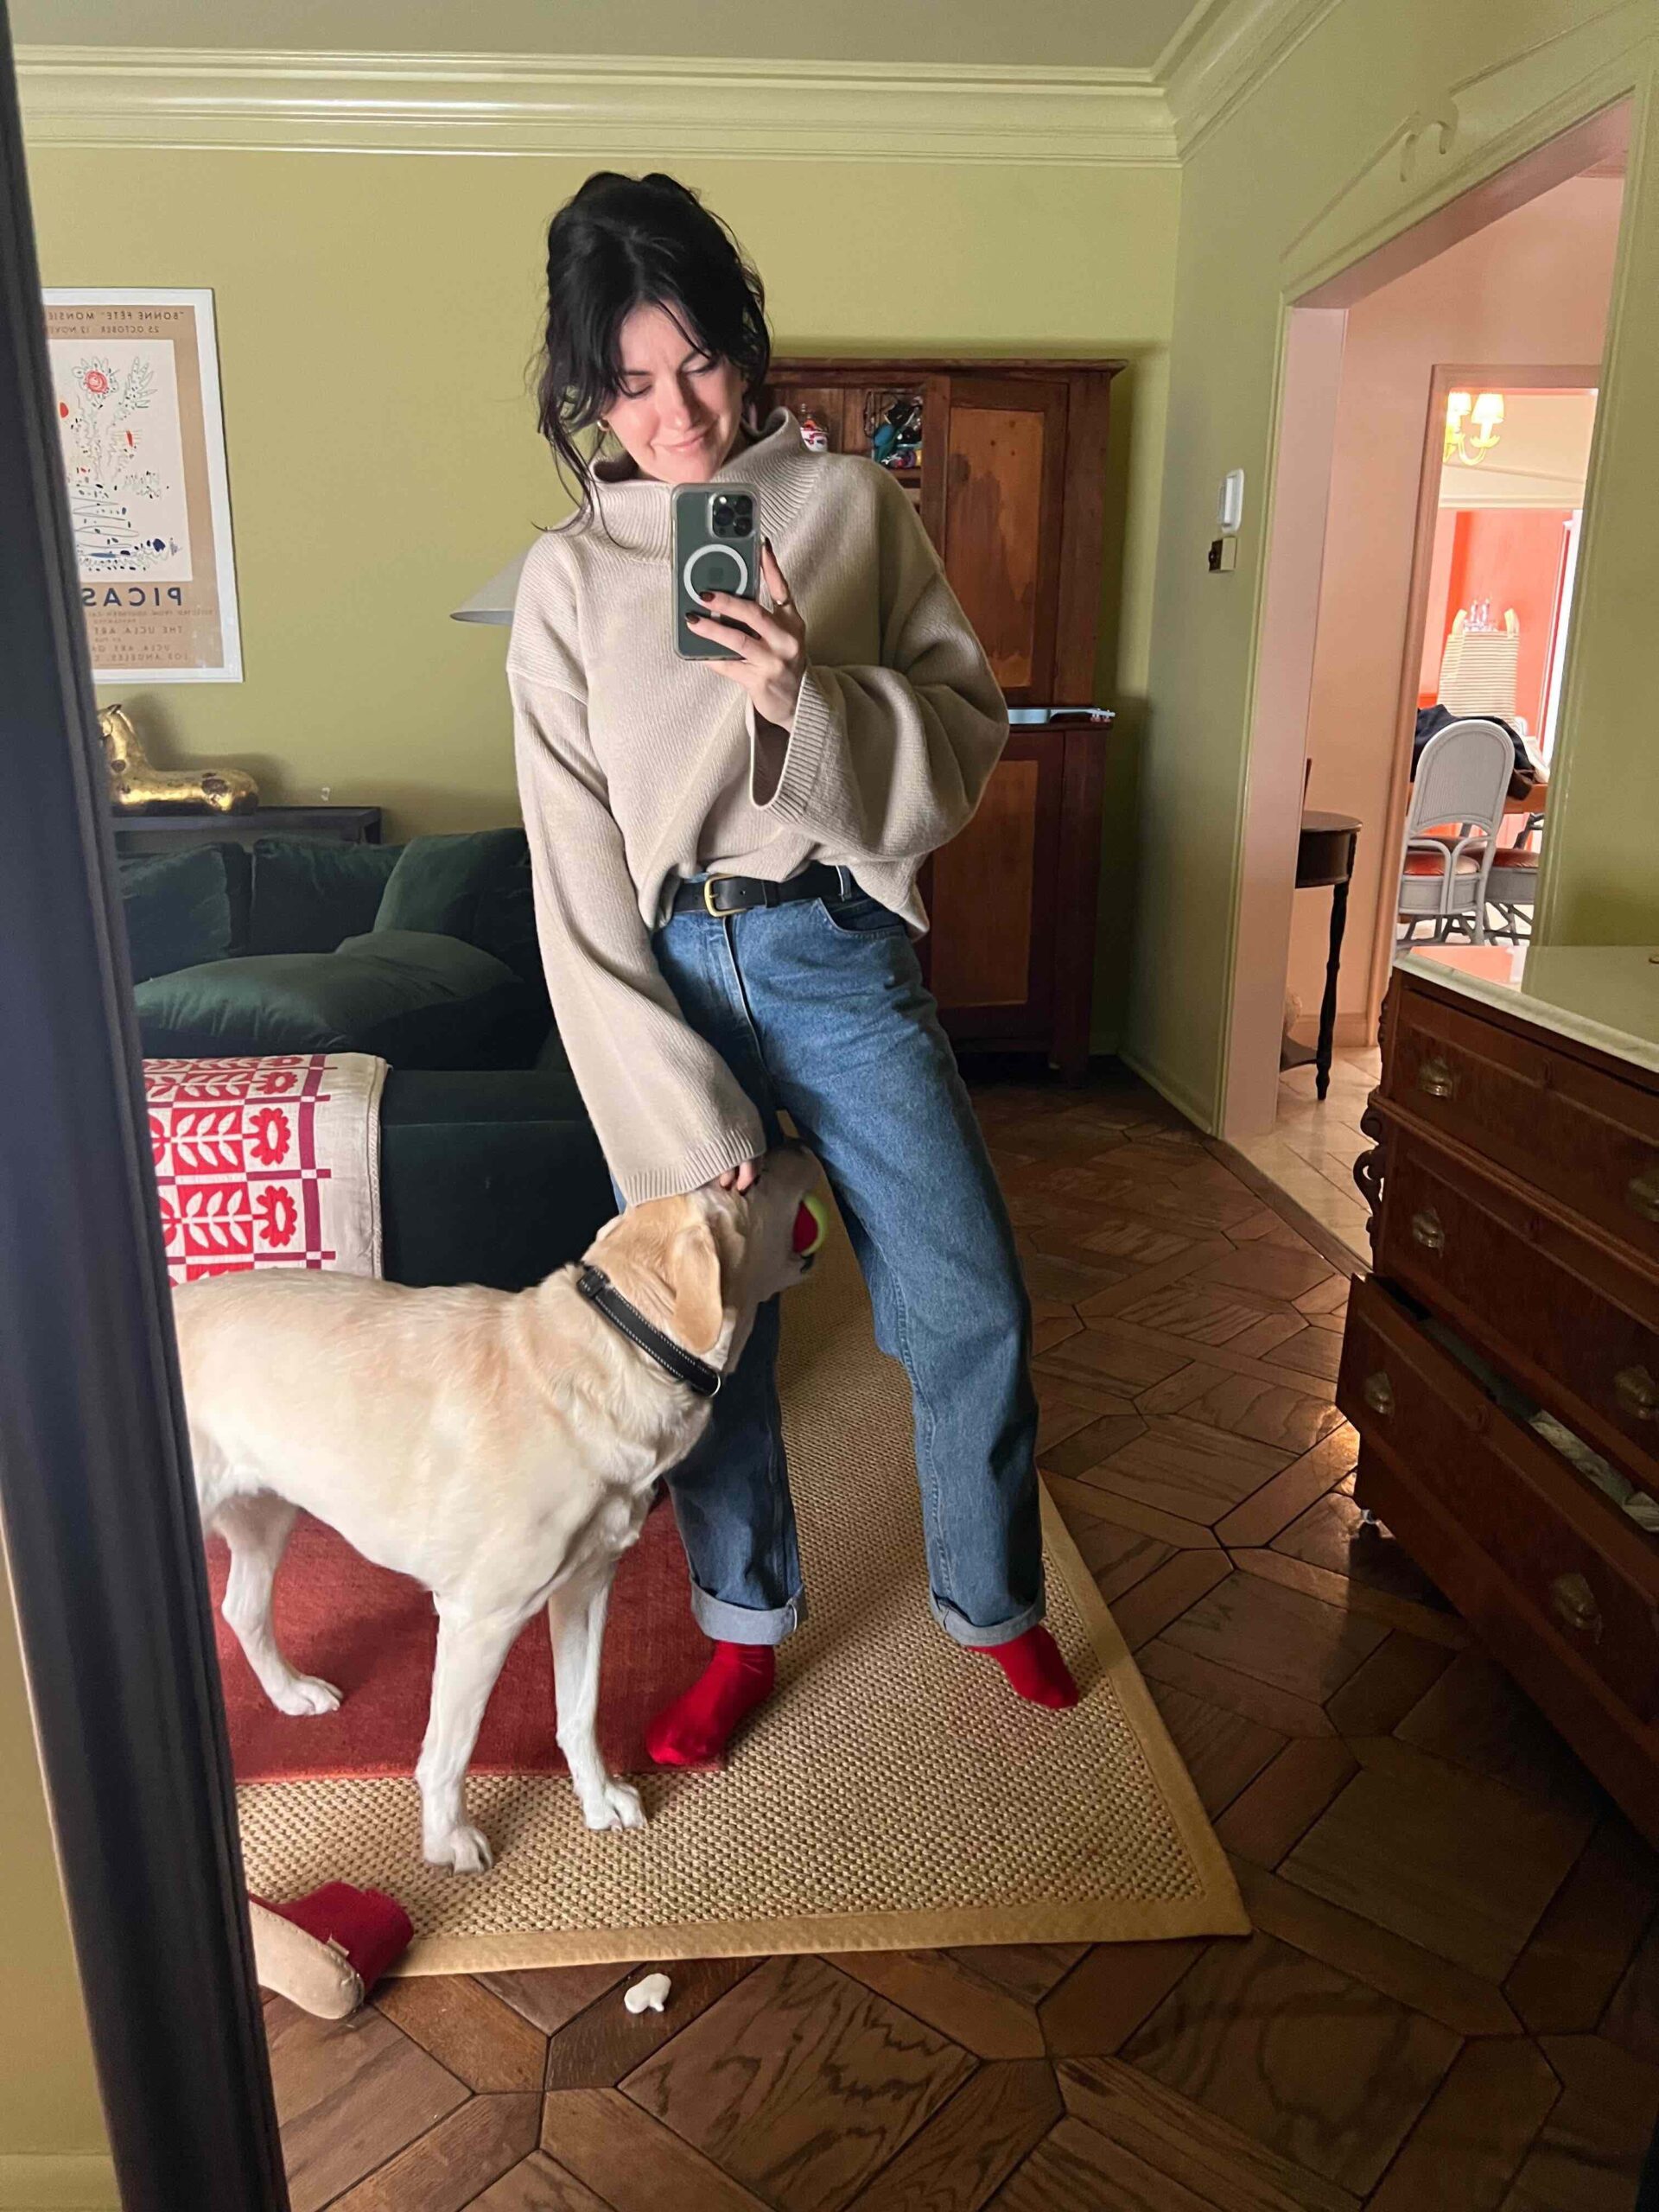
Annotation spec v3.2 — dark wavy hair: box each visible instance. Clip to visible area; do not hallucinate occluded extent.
[529,171,772,529]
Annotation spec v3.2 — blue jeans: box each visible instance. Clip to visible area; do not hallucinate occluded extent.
[607,868,1044,1649]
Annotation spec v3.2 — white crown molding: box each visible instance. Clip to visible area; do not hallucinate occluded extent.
[1161,0,1344,157]
[14,47,1178,166]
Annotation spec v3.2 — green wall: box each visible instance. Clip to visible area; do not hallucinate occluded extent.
[0,1559,116,2205]
[24,145,1179,1051]
[1128,0,1659,1125]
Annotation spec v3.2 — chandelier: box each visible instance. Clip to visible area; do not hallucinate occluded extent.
[1445,391,1504,467]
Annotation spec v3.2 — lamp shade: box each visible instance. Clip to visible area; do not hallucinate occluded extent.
[449,546,531,625]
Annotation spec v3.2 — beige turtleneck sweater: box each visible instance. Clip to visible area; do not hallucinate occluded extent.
[505,407,1009,1205]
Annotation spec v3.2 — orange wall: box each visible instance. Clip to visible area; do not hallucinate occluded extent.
[1433,508,1572,731]
[1284,172,1623,1036]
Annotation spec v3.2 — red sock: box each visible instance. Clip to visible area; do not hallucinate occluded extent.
[968,1624,1079,1709]
[645,1642,776,1769]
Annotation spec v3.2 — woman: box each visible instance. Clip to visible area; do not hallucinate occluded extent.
[507,170,1077,1767]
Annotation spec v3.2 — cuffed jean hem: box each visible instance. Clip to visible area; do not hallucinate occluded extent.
[930,1590,1046,1649]
[689,1583,810,1647]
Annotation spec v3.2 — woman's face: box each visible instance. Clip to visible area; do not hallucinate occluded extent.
[604,301,745,484]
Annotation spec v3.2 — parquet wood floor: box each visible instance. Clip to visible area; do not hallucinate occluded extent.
[265,1064,1659,2208]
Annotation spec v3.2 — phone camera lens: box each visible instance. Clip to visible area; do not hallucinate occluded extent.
[708,492,752,539]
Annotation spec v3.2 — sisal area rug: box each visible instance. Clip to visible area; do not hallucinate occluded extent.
[234,1211,1248,1972]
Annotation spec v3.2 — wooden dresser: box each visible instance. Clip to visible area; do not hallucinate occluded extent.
[1340,944,1659,1840]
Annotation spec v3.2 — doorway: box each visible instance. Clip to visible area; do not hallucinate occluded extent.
[1222,101,1631,1263]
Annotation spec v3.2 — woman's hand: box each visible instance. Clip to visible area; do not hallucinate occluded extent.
[712,1158,761,1194]
[684,539,808,729]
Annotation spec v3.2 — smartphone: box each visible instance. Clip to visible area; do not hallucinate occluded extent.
[672,482,760,660]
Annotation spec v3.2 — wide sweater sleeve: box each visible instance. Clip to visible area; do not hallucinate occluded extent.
[749,465,1009,857]
[507,553,766,1207]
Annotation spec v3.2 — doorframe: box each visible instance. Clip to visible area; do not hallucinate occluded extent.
[1360,361,1602,1035]
[1220,93,1633,1144]
[0,10,289,2207]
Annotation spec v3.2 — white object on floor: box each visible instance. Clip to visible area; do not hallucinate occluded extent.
[625,1972,671,2014]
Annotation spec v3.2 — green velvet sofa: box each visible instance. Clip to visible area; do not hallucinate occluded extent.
[118,830,616,1290]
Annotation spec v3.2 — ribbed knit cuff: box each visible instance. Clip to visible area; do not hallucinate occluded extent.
[755,663,837,824]
[617,1123,766,1206]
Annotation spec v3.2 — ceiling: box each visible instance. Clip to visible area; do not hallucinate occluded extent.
[9,0,1213,73]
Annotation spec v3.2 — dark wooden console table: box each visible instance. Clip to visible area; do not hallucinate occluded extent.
[111,804,383,856]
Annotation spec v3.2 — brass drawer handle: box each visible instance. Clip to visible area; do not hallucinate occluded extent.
[1410,1207,1446,1254]
[1363,1371,1395,1417]
[1614,1366,1659,1422]
[1416,1055,1459,1101]
[1629,1165,1659,1224]
[1551,1572,1603,1642]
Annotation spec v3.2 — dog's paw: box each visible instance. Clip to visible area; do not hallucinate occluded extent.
[582,1781,646,1833]
[423,1823,493,1874]
[274,1675,342,1718]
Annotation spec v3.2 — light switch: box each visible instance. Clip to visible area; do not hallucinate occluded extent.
[1217,469,1245,534]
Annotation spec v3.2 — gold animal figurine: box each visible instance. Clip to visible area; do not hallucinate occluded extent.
[99,702,259,814]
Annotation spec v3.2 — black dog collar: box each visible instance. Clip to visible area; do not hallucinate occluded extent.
[575,1264,723,1399]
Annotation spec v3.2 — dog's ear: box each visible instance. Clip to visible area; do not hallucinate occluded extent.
[664,1214,725,1355]
[596,1196,727,1354]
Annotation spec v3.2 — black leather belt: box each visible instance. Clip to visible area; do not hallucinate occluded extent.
[669,861,850,919]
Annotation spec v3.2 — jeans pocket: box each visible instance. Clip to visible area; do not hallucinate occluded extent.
[815,890,907,938]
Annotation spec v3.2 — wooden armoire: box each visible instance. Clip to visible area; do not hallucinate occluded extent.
[758,359,1122,1080]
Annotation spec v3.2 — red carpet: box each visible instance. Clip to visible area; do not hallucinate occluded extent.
[207,1497,715,1782]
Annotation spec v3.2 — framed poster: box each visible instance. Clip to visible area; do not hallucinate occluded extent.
[42,288,243,683]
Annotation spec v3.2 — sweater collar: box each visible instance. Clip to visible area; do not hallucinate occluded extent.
[579,406,817,556]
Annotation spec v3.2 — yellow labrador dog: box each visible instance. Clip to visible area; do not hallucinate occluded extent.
[175,1142,825,1872]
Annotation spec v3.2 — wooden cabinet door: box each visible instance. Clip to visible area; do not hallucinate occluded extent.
[938,377,1069,706]
[922,733,1065,1040]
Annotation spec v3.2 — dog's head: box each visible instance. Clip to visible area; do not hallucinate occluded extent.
[583,1141,826,1375]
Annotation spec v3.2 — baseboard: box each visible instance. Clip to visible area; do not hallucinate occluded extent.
[1116,1040,1217,1134]
[0,2153,120,2209]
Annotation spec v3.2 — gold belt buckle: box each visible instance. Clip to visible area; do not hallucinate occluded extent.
[702,874,734,917]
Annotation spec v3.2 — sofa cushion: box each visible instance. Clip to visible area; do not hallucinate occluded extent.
[379,1070,614,1290]
[374,830,526,944]
[247,836,402,954]
[133,930,526,1068]
[118,845,237,982]
[471,849,547,993]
